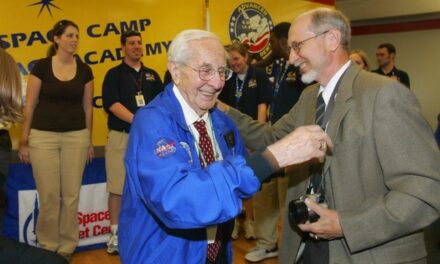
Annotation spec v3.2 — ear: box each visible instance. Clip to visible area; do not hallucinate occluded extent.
[326,29,342,52]
[167,61,180,85]
[53,35,60,45]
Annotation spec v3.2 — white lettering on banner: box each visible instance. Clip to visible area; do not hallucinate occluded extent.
[78,183,110,247]
[17,183,110,247]
[18,190,39,246]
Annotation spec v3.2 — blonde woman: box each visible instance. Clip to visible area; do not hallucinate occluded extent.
[0,48,22,194]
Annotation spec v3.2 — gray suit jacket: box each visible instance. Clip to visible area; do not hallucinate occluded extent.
[227,63,440,263]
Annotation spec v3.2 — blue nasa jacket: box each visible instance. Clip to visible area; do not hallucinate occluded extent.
[119,84,261,264]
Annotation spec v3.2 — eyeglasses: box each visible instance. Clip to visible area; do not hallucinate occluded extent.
[180,63,233,81]
[290,30,329,53]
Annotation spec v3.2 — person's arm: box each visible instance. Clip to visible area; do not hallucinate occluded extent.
[18,75,41,164]
[109,103,134,124]
[102,69,134,124]
[83,80,94,163]
[343,82,439,251]
[257,103,267,123]
[301,82,440,250]
[124,108,261,229]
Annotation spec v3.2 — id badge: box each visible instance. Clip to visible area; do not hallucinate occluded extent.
[135,94,145,107]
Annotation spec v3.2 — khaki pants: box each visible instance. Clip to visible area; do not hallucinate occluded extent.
[254,174,288,249]
[29,129,89,254]
[105,130,128,195]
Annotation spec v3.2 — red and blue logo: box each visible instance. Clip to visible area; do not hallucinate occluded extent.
[229,2,273,59]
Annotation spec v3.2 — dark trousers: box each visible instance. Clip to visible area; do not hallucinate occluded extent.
[0,237,68,264]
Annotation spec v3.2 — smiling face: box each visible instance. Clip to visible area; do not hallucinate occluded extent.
[122,35,143,63]
[228,50,248,74]
[173,39,227,116]
[288,16,328,84]
[54,25,79,54]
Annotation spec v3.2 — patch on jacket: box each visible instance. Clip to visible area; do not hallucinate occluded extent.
[145,72,156,81]
[154,138,176,158]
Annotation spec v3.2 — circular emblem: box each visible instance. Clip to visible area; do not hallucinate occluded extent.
[229,2,273,59]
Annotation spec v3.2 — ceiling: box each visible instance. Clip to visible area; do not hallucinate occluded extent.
[336,0,440,25]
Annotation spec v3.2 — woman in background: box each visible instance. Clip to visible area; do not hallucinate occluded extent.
[18,19,94,261]
[219,42,272,240]
[0,46,68,264]
[349,49,370,70]
[0,48,22,207]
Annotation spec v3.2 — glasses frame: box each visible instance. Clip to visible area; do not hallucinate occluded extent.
[290,30,329,53]
[180,63,233,81]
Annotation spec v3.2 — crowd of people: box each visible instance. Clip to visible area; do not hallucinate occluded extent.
[0,6,439,264]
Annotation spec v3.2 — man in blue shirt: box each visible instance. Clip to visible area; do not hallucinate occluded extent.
[118,29,331,264]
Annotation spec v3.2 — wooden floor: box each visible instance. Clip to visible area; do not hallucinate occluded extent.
[71,235,278,264]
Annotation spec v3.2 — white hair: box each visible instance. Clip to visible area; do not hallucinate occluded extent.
[167,29,226,63]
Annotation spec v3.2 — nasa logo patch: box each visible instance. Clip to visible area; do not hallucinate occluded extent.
[154,138,177,158]
[229,2,273,59]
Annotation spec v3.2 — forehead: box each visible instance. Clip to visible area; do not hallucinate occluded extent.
[63,26,78,34]
[189,39,226,65]
[288,15,311,42]
[228,50,245,58]
[125,35,142,42]
[349,53,361,60]
[376,47,388,54]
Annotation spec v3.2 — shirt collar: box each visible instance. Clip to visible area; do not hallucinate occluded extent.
[172,84,209,127]
[318,60,351,105]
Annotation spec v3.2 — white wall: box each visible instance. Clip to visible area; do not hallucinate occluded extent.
[351,29,440,130]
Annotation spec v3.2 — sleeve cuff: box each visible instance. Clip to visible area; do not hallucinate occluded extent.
[246,148,280,183]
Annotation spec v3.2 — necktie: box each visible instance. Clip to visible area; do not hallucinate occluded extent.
[193,120,215,168]
[309,92,325,193]
[193,120,222,262]
[315,92,325,128]
[302,92,329,263]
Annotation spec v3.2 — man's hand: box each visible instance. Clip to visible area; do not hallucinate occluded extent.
[267,125,332,168]
[298,198,344,240]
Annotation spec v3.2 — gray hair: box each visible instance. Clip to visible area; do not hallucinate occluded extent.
[167,29,226,63]
[299,8,351,51]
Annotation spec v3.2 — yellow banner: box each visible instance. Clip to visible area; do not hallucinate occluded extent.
[1,0,332,148]
[1,0,205,147]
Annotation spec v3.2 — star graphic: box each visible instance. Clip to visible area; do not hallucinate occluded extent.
[28,0,62,17]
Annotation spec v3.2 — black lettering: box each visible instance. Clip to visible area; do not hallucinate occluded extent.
[87,24,101,37]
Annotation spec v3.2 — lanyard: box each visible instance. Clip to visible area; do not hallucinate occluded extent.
[128,68,144,94]
[269,60,289,121]
[234,73,247,107]
[273,61,289,99]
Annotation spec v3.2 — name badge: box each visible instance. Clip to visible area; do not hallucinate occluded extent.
[135,94,145,107]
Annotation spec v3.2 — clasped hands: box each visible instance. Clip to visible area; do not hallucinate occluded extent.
[267,125,332,168]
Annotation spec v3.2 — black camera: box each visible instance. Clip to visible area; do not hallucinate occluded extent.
[288,193,327,224]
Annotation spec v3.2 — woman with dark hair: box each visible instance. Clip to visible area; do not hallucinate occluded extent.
[18,19,94,260]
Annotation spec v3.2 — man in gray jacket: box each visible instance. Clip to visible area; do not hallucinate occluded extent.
[221,7,440,263]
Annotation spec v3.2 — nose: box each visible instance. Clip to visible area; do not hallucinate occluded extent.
[289,48,300,65]
[208,71,225,90]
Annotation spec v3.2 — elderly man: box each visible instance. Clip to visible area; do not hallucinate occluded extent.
[118,29,331,264]
[222,8,440,264]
